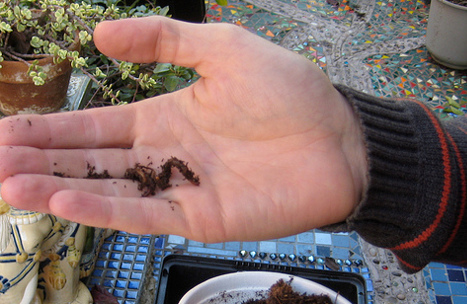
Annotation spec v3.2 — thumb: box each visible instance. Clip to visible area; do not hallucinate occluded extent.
[93,16,243,72]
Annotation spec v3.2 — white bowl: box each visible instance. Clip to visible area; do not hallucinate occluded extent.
[179,271,352,304]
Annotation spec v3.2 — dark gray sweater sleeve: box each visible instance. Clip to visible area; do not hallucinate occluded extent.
[325,84,467,273]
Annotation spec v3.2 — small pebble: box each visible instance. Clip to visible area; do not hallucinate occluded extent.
[397,294,406,300]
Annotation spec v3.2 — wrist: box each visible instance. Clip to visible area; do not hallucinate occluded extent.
[334,89,369,211]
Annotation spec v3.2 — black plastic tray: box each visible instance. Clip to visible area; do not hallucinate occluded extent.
[155,255,367,304]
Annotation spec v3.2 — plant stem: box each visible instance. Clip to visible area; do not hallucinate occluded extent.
[2,50,32,66]
[8,49,52,60]
[78,67,122,104]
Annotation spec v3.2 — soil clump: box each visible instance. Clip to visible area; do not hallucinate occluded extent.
[53,156,200,197]
[124,157,200,197]
[243,279,333,304]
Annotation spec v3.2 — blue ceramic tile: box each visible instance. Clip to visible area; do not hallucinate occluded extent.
[297,232,314,243]
[137,246,148,253]
[126,290,138,299]
[155,237,164,248]
[121,262,131,270]
[296,244,313,256]
[349,232,359,241]
[118,271,129,279]
[131,272,142,280]
[259,241,277,253]
[366,279,374,292]
[105,270,118,278]
[434,282,452,296]
[128,281,139,289]
[128,236,138,243]
[187,246,237,256]
[123,253,134,261]
[349,238,359,249]
[96,260,106,267]
[224,242,241,251]
[279,235,296,242]
[448,270,465,282]
[241,242,258,252]
[431,268,449,281]
[113,244,123,251]
[430,262,448,269]
[316,246,331,257]
[136,254,146,262]
[115,235,126,242]
[332,247,351,260]
[450,283,467,296]
[125,245,136,252]
[103,280,113,287]
[116,280,126,288]
[452,296,467,304]
[107,261,120,269]
[436,296,453,304]
[205,243,224,249]
[277,243,295,255]
[332,235,350,247]
[140,237,151,245]
[188,240,204,247]
[113,289,125,298]
[315,232,332,245]
[446,264,464,270]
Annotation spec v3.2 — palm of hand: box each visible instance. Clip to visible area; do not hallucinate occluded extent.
[0,17,365,242]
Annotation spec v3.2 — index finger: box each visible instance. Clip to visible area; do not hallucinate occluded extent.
[0,104,136,148]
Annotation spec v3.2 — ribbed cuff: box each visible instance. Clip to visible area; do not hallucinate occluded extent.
[327,84,464,273]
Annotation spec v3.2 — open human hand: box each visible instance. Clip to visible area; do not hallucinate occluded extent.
[0,16,367,242]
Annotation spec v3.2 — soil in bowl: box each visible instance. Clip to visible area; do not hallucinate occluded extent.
[243,278,333,304]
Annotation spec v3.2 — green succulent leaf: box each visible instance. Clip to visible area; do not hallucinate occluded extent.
[0,21,12,33]
[164,75,180,92]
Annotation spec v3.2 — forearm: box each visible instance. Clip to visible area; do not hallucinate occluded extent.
[328,84,467,273]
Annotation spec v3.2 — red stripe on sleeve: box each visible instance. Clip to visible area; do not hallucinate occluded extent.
[390,101,451,251]
[394,253,423,272]
[437,132,466,255]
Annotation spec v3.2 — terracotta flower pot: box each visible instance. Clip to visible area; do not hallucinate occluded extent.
[426,0,467,70]
[0,35,80,115]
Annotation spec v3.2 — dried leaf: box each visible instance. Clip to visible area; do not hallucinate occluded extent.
[91,285,119,304]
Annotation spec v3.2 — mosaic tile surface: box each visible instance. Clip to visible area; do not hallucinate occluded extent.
[161,230,375,302]
[85,232,158,304]
[82,0,466,303]
[206,0,466,113]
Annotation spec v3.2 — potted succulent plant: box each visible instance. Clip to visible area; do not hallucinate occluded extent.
[0,0,86,115]
[0,0,195,115]
[426,0,467,70]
